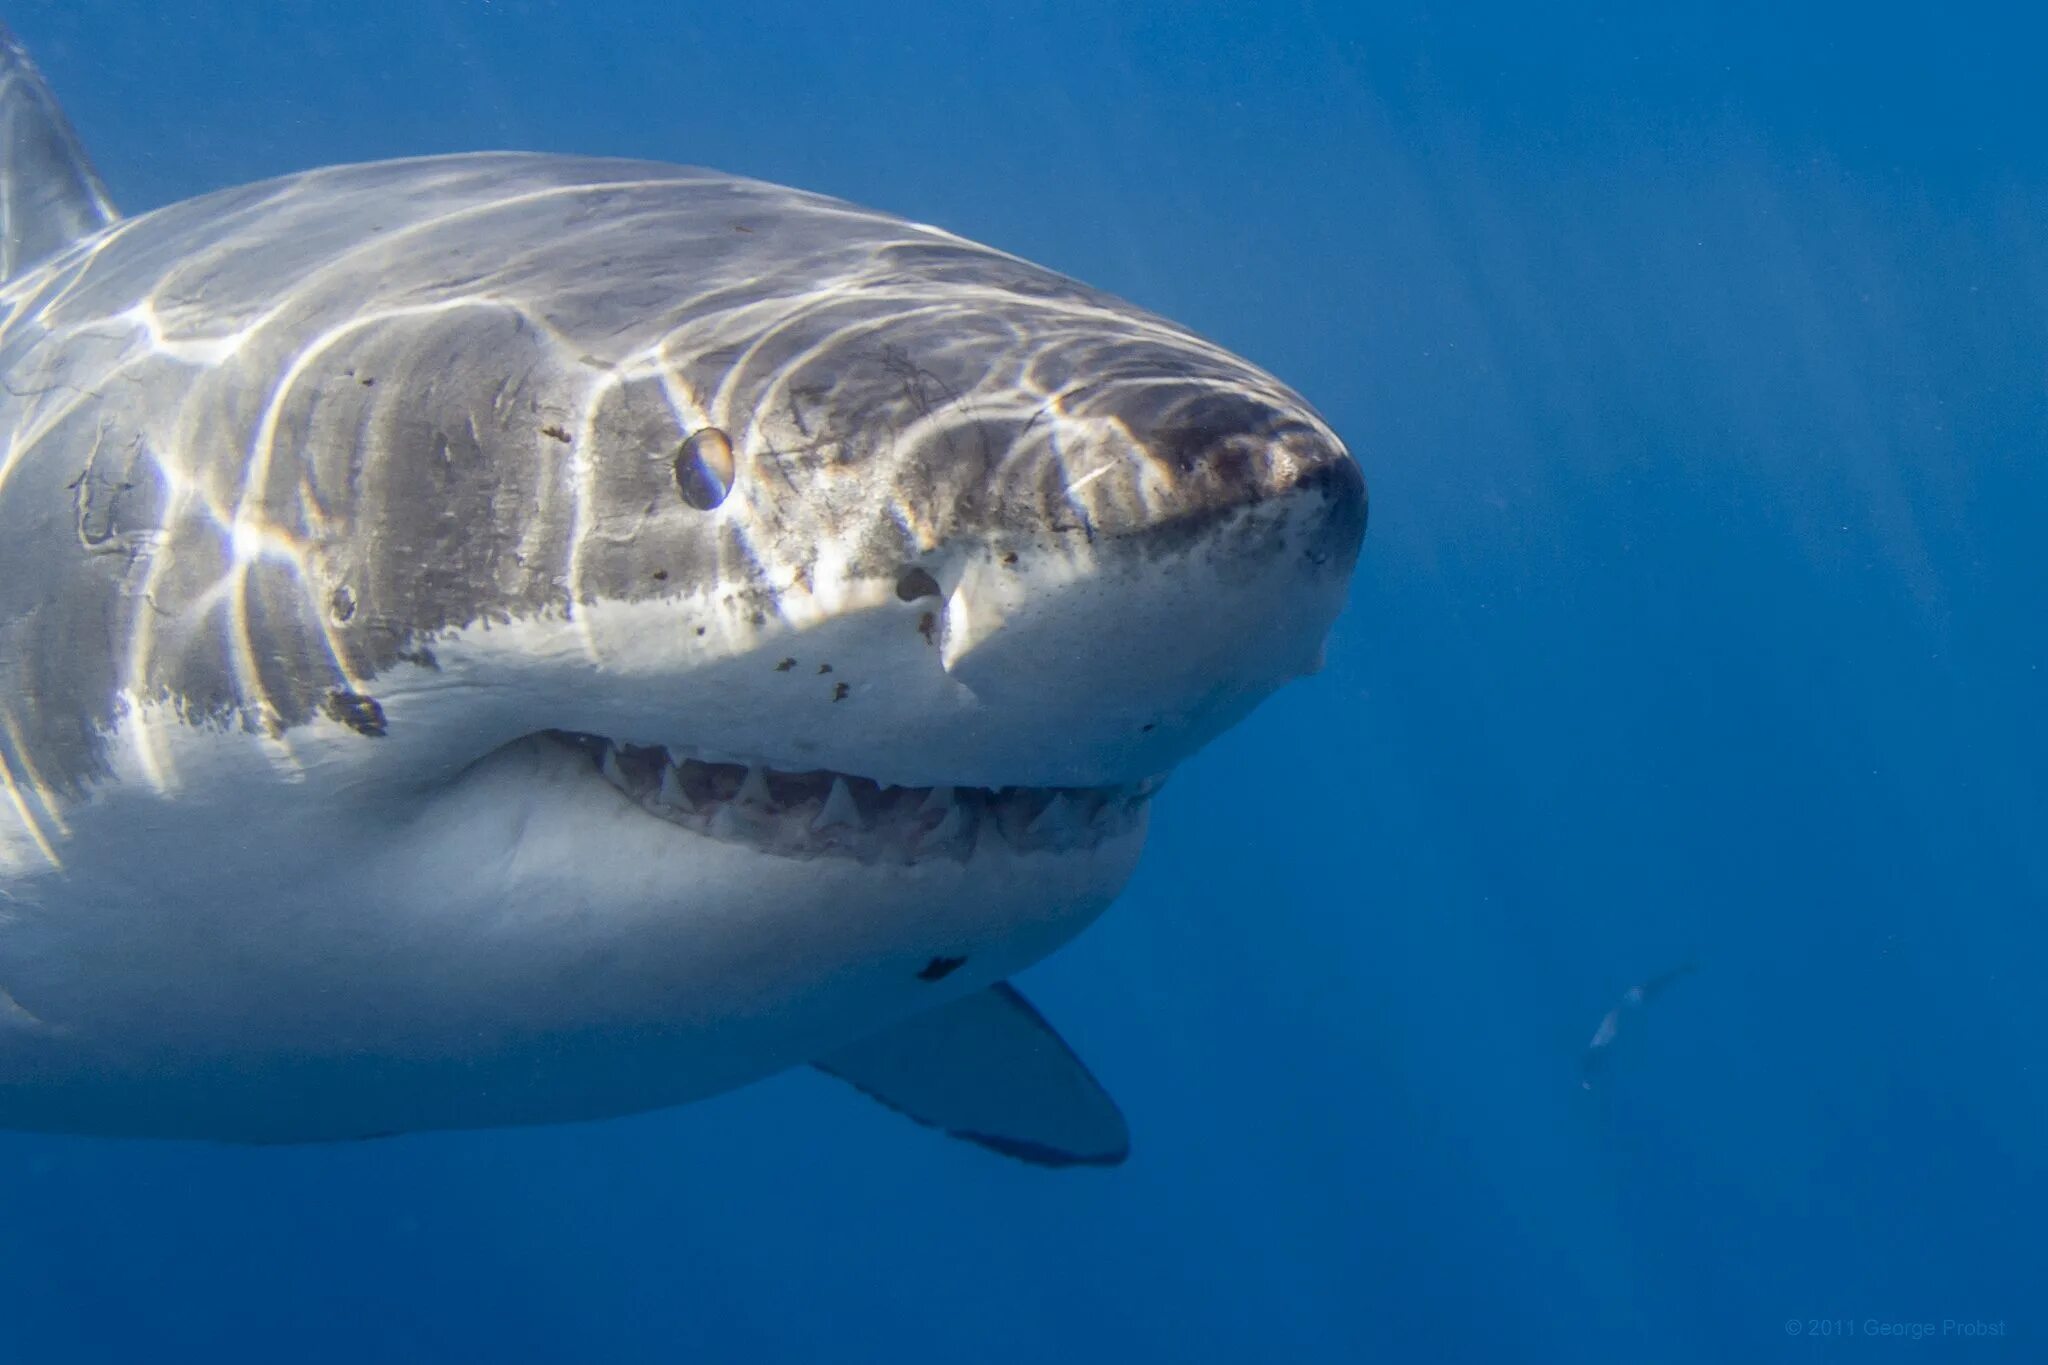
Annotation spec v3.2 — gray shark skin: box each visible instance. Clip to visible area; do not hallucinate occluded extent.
[0,26,1364,1159]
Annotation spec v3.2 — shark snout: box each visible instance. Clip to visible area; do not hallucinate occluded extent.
[932,393,1365,786]
[1037,380,1367,570]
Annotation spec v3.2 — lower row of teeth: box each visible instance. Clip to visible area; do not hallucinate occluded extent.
[585,740,1154,861]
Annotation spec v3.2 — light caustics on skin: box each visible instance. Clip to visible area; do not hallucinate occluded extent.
[69,258,1257,803]
[0,22,1365,1155]
[20,179,1292,764]
[0,156,1361,834]
[0,710,61,867]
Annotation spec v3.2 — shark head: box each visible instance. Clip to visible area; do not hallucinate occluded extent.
[298,200,1366,799]
[0,37,1362,1146]
[270,184,1369,1078]
[494,283,1364,788]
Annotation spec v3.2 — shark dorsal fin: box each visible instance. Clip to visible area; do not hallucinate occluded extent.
[0,24,116,283]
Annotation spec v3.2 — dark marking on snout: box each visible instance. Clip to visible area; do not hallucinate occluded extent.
[329,586,357,623]
[775,657,796,672]
[895,567,941,601]
[918,612,937,645]
[817,663,833,674]
[832,682,850,702]
[324,690,387,737]
[541,424,572,444]
[1150,394,1308,485]
[918,955,967,982]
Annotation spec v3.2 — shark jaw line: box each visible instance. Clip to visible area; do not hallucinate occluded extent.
[541,729,1163,865]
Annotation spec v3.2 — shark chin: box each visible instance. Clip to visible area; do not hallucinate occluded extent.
[0,23,1365,1165]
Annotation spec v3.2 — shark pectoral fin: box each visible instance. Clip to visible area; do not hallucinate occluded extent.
[814,982,1129,1168]
[0,22,118,282]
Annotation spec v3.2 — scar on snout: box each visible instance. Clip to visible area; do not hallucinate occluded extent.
[917,955,967,982]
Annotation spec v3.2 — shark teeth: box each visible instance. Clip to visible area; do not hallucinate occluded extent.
[571,733,1154,866]
[919,801,968,852]
[1025,792,1086,849]
[736,765,774,809]
[656,762,695,814]
[907,785,971,858]
[812,777,864,833]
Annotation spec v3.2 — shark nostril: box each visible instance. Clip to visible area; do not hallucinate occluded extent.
[895,567,942,602]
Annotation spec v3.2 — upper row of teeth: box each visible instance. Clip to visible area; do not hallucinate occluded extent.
[589,739,1157,859]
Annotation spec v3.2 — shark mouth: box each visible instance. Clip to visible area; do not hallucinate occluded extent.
[549,731,1159,864]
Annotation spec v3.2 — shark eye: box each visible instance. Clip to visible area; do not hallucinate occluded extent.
[674,427,735,511]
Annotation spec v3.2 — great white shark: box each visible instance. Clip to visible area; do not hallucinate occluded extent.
[0,26,1365,1163]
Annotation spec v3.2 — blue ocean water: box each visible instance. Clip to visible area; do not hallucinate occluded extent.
[3,2,2042,1360]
